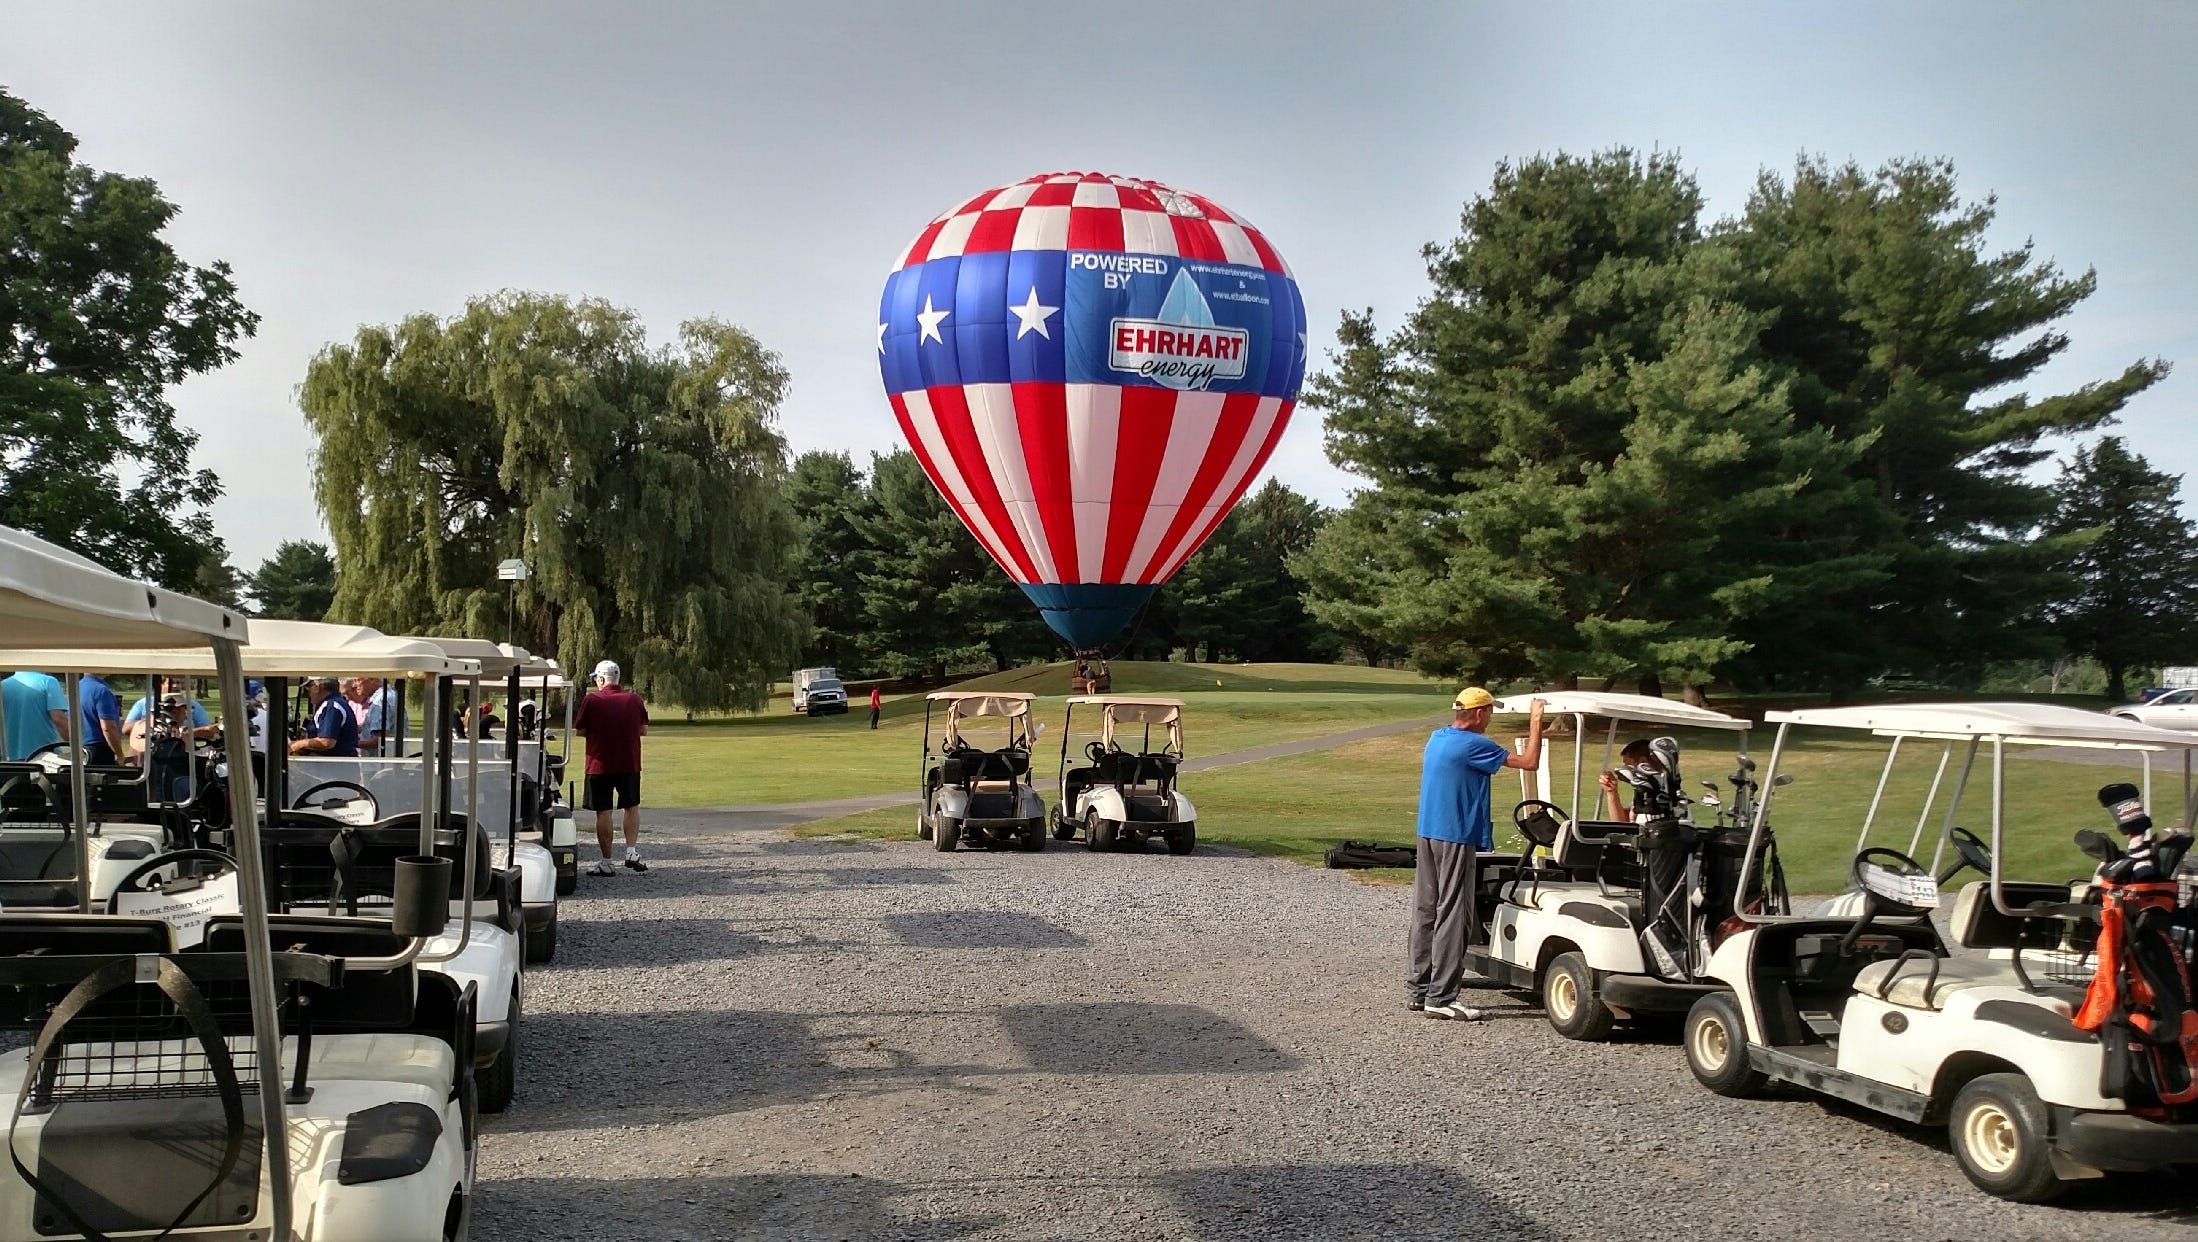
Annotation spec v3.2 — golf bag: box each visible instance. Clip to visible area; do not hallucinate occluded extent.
[2074,877,2198,1111]
[1621,738,1695,977]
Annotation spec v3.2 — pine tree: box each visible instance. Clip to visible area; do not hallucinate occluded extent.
[248,540,337,620]
[299,294,804,710]
[2043,437,2198,702]
[786,451,871,674]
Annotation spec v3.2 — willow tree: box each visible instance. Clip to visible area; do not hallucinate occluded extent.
[300,293,804,710]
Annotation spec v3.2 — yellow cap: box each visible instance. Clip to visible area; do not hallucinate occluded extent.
[1453,687,1495,710]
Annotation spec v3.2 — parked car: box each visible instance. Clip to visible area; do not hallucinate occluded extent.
[2108,685,2198,729]
[792,667,849,715]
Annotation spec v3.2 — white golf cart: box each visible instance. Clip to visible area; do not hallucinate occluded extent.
[1050,696,1197,854]
[917,691,1047,852]
[0,525,476,1240]
[1464,691,1777,1040]
[22,621,533,1116]
[391,636,560,963]
[1683,702,2198,1201]
[502,648,580,896]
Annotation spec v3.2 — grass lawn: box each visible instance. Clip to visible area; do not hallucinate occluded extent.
[594,661,1451,808]
[796,712,2156,895]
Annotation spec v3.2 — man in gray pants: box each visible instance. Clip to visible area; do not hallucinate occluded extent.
[1409,689,1546,1020]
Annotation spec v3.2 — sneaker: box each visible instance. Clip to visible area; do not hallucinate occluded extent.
[623,848,648,873]
[588,858,618,877]
[1424,1001,1486,1022]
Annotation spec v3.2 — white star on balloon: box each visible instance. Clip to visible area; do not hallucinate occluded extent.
[916,295,951,345]
[877,321,888,353]
[1008,286,1059,340]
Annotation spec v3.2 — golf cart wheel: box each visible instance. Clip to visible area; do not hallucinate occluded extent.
[480,984,521,1114]
[1543,951,1614,1041]
[1949,1074,2064,1203]
[1165,823,1197,856]
[1684,992,1765,1097]
[1085,810,1116,852]
[1017,820,1046,852]
[918,815,933,841]
[932,816,961,852]
[1051,809,1077,841]
[525,909,557,964]
[554,865,577,897]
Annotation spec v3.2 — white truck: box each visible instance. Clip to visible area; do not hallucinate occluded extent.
[792,667,849,716]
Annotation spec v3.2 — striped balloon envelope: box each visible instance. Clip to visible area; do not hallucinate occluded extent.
[877,171,1307,650]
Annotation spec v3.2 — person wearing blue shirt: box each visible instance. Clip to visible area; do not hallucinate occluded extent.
[78,673,124,766]
[1410,688,1546,1021]
[1,670,69,761]
[290,677,359,758]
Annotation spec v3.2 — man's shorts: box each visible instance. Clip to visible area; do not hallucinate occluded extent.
[583,772,642,810]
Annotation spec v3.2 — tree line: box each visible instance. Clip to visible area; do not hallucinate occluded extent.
[6,83,2191,706]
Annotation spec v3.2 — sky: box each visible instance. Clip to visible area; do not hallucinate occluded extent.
[6,0,2195,569]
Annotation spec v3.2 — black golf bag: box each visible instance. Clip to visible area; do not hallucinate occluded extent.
[1621,738,1694,977]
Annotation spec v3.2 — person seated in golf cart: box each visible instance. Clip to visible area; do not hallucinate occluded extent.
[1597,737,1685,823]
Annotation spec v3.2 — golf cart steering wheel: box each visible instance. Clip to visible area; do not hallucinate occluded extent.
[1851,846,1935,915]
[1943,827,1992,881]
[1511,799,1570,851]
[104,849,237,913]
[291,780,379,823]
[1085,740,1110,764]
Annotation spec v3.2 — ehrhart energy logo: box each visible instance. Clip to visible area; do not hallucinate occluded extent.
[1105,269,1249,391]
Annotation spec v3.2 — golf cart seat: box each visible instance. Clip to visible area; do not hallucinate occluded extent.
[1852,953,2028,1011]
[0,837,85,908]
[1947,879,2081,952]
[1551,819,1641,886]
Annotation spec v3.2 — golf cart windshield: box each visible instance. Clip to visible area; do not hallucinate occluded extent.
[1752,701,2198,920]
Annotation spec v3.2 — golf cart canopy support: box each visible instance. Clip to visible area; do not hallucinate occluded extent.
[1750,701,2198,920]
[1064,695,1184,753]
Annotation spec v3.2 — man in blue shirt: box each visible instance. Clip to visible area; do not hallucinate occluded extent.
[1,671,69,761]
[290,677,359,757]
[79,673,124,766]
[1411,688,1546,1021]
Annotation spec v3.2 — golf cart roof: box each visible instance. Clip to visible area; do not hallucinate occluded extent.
[397,635,532,676]
[499,644,561,677]
[926,690,1034,717]
[1493,690,1751,732]
[1767,701,2198,750]
[10,619,472,677]
[1066,696,1184,723]
[0,524,247,648]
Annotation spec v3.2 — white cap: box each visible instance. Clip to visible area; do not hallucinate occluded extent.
[592,659,620,683]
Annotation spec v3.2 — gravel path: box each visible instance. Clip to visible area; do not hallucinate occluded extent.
[473,812,2197,1241]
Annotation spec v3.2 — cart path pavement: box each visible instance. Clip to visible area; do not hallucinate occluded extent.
[473,809,2198,1241]
[666,715,1450,833]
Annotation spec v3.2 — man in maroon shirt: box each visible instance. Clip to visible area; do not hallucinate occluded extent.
[574,659,650,875]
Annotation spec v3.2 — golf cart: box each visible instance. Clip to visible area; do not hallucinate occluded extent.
[22,621,534,1116]
[0,526,477,1240]
[917,691,1046,852]
[503,648,580,896]
[392,636,560,963]
[1050,696,1197,854]
[1464,691,1781,1041]
[1682,702,2198,1202]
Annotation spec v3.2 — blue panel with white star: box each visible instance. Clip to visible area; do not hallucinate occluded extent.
[879,252,1304,399]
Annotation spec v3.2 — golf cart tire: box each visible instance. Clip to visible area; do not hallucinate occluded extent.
[1086,812,1117,852]
[480,984,521,1114]
[933,816,961,852]
[1543,951,1614,1041]
[918,816,933,841]
[525,908,557,964]
[1051,814,1077,842]
[1684,992,1765,1097]
[554,864,577,897]
[1165,824,1196,856]
[1018,823,1046,852]
[1949,1074,2064,1203]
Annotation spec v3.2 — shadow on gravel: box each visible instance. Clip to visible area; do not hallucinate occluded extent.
[751,838,888,856]
[881,911,1085,948]
[469,1171,1000,1241]
[999,1002,1297,1075]
[1158,1162,1554,1240]
[557,918,846,965]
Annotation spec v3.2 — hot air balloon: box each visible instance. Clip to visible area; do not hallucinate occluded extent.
[876,171,1306,650]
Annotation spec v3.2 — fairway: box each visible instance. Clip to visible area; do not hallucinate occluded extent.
[590,660,1450,808]
[794,701,2157,895]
